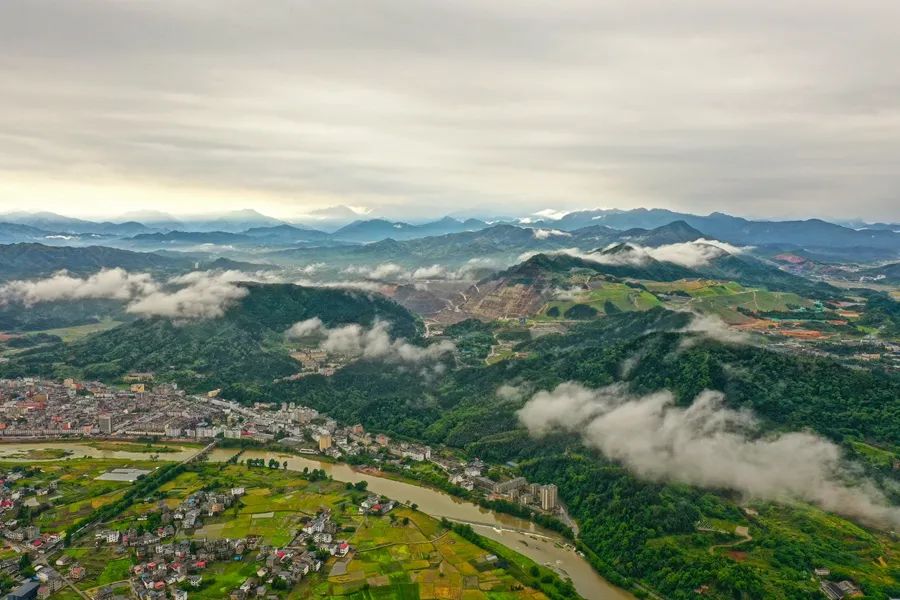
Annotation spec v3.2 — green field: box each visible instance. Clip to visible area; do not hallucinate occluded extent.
[35,318,123,343]
[540,282,661,319]
[85,440,198,454]
[75,463,555,599]
[319,506,549,599]
[848,440,898,469]
[0,457,160,533]
[644,280,813,323]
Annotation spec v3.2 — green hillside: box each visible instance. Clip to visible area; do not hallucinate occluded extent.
[0,243,187,279]
[0,283,419,390]
[220,308,900,599]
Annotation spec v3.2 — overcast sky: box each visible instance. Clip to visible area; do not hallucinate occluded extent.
[1,1,898,221]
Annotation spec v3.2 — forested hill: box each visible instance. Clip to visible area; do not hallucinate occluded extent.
[0,243,187,279]
[220,307,900,599]
[494,249,835,298]
[0,283,419,389]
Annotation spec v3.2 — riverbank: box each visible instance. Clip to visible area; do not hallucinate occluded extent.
[0,441,633,600]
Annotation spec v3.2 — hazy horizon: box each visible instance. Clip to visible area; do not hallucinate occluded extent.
[0,205,896,226]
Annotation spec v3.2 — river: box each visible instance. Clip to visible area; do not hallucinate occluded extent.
[0,442,632,600]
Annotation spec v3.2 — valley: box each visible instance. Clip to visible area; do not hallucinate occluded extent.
[4,5,900,598]
[0,210,897,600]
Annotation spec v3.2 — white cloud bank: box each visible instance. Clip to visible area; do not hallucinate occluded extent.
[285,318,455,364]
[0,268,259,319]
[518,382,900,529]
[0,268,158,305]
[539,239,747,269]
[679,313,750,346]
[126,270,251,319]
[341,260,492,282]
[532,228,571,240]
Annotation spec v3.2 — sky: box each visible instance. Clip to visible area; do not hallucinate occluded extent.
[1,1,898,222]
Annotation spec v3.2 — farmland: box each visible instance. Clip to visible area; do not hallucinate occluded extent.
[0,457,159,534]
[56,462,561,599]
[539,282,661,319]
[643,280,813,323]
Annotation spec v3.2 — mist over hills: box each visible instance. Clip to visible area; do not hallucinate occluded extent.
[0,283,419,388]
[526,208,900,253]
[0,208,898,599]
[0,243,189,279]
[0,208,897,261]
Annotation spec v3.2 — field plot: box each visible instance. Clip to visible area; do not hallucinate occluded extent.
[318,506,547,599]
[86,440,199,454]
[34,317,122,342]
[540,282,661,319]
[645,280,812,323]
[2,458,558,599]
[56,546,133,591]
[0,457,159,534]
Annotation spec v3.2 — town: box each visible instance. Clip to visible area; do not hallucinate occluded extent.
[0,375,567,515]
[0,376,573,599]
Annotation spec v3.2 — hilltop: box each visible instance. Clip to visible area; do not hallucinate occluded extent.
[0,283,419,389]
[437,242,836,322]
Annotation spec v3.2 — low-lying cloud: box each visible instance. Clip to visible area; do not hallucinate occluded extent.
[532,228,571,240]
[0,268,259,319]
[679,313,751,347]
[0,268,158,305]
[292,278,385,293]
[341,261,489,282]
[126,270,251,319]
[552,239,746,269]
[646,239,744,267]
[285,318,455,364]
[518,382,900,529]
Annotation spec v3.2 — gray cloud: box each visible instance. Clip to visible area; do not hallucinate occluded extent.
[1,1,898,219]
[518,382,900,528]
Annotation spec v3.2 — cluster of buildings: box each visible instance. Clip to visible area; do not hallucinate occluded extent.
[285,348,341,379]
[0,472,66,553]
[357,496,396,516]
[5,565,69,600]
[126,536,257,599]
[86,506,348,600]
[120,535,313,600]
[818,575,863,600]
[0,377,227,439]
[435,458,560,512]
[0,376,438,468]
[171,488,242,530]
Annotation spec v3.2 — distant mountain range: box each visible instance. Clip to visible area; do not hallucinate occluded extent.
[330,216,488,242]
[525,208,900,252]
[0,243,187,279]
[0,208,897,265]
[267,221,706,270]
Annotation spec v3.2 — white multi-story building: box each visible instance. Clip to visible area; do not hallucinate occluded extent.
[540,484,558,511]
